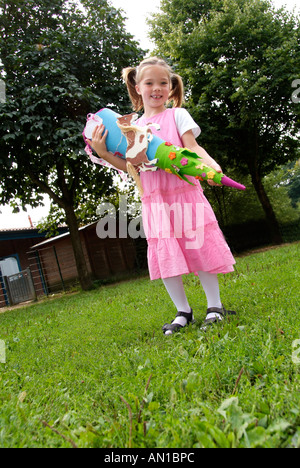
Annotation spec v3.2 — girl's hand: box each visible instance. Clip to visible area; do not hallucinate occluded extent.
[88,124,109,159]
[181,130,222,186]
[210,162,222,173]
[87,123,128,173]
[207,162,222,186]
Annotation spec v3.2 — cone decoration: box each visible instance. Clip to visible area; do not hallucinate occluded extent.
[83,108,246,191]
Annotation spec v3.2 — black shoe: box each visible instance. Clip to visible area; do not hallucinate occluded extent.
[162,310,195,335]
[201,305,236,330]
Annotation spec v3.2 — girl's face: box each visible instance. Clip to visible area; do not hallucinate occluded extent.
[135,65,171,114]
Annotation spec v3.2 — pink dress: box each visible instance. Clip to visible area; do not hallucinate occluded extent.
[136,108,235,280]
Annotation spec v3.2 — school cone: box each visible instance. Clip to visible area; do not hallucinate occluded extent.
[152,141,246,190]
[83,108,246,191]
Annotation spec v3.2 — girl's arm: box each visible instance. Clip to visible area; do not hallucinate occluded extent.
[87,124,127,173]
[181,130,222,186]
[182,130,222,172]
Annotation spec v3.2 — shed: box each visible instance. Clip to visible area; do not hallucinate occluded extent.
[0,226,67,307]
[29,221,139,294]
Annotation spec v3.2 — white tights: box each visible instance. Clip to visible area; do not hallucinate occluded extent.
[162,272,223,334]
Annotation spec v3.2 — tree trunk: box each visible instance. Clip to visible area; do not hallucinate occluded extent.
[27,165,93,290]
[64,203,93,291]
[56,162,93,291]
[250,169,283,245]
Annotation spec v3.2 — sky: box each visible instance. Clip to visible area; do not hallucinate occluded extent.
[0,0,298,229]
[110,0,162,51]
[110,0,299,51]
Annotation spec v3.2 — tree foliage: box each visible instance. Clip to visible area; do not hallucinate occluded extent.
[0,0,144,289]
[149,0,300,242]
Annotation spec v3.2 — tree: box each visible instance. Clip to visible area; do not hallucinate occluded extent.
[0,0,144,289]
[149,0,300,243]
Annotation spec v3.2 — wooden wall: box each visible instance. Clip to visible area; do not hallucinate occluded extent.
[30,224,138,294]
[0,224,142,304]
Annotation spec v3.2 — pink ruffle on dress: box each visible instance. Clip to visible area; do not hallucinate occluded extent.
[136,108,235,281]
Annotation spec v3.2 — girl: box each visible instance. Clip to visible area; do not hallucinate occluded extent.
[89,57,236,335]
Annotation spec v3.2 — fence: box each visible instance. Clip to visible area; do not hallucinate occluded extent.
[0,232,145,308]
[27,244,78,296]
[27,234,143,297]
[0,268,36,308]
[0,248,67,308]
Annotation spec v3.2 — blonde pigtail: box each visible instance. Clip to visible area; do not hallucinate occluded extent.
[122,66,143,112]
[169,74,185,108]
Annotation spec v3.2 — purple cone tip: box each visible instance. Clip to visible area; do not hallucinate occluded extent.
[221,175,246,191]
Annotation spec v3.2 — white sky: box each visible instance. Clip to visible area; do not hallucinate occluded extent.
[0,0,298,229]
[110,0,299,50]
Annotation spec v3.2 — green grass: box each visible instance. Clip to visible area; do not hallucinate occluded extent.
[0,243,299,448]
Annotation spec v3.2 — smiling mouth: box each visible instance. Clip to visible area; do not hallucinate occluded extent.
[151,95,162,100]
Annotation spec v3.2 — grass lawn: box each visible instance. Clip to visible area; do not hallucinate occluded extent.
[0,243,299,448]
